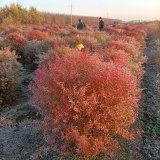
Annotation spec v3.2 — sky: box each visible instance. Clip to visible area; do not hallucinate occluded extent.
[0,0,160,21]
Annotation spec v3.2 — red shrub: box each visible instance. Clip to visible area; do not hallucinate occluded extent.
[27,30,49,40]
[103,39,147,77]
[106,40,139,56]
[135,25,147,37]
[9,27,23,34]
[104,25,121,35]
[126,31,145,44]
[7,33,25,46]
[103,49,130,67]
[122,25,132,31]
[122,25,147,50]
[47,24,60,31]
[31,49,141,159]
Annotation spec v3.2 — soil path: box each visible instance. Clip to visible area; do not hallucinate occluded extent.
[140,38,160,160]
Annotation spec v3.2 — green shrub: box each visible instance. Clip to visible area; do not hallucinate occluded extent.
[20,40,49,66]
[0,47,22,108]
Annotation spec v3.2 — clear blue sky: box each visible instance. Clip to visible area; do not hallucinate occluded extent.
[1,0,160,21]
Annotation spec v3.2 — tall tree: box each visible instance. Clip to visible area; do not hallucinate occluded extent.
[29,6,44,24]
[2,3,44,25]
[2,3,28,24]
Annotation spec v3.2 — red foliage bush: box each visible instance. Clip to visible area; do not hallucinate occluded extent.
[31,49,141,159]
[103,49,130,67]
[134,25,147,37]
[46,24,60,31]
[103,39,147,78]
[7,32,25,46]
[122,24,147,50]
[105,40,139,57]
[125,31,145,46]
[27,30,49,40]
[9,27,23,34]
[104,25,121,35]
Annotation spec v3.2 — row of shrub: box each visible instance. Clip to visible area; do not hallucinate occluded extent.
[0,22,146,62]
[0,22,147,157]
[29,23,147,159]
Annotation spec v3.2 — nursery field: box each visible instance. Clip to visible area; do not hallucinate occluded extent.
[0,21,160,160]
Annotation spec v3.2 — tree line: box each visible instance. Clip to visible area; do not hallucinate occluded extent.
[0,3,43,25]
[0,3,119,26]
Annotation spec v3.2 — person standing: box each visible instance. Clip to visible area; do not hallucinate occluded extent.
[99,17,104,31]
[77,19,84,30]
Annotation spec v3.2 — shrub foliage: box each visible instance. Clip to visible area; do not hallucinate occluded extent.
[27,30,48,41]
[31,49,141,159]
[0,47,21,108]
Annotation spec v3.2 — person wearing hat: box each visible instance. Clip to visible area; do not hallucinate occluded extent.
[99,17,104,31]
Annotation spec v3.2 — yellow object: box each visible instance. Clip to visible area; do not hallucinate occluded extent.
[76,34,80,37]
[77,44,84,51]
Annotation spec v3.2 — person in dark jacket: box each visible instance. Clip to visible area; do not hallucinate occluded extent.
[77,19,84,30]
[99,17,104,31]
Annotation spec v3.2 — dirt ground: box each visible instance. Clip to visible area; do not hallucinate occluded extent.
[0,36,160,160]
[139,37,160,160]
